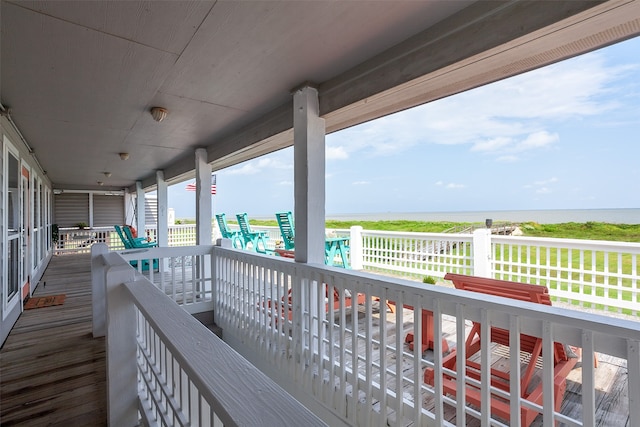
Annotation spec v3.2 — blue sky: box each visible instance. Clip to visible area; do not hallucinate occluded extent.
[168,36,640,219]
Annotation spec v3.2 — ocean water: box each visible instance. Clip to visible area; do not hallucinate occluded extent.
[325,209,640,224]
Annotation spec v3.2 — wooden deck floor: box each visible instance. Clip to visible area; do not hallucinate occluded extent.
[0,254,106,426]
[0,254,631,426]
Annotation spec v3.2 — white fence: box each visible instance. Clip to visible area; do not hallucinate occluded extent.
[358,229,474,277]
[92,244,324,427]
[214,246,640,427]
[78,223,640,315]
[490,235,640,316]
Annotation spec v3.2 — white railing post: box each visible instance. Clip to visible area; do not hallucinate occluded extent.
[91,243,109,337]
[350,226,363,270]
[213,238,231,325]
[105,258,138,427]
[472,228,492,278]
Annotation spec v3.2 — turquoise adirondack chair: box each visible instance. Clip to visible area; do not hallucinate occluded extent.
[275,211,295,250]
[113,225,158,271]
[274,211,350,268]
[122,225,157,248]
[235,213,270,254]
[215,213,245,249]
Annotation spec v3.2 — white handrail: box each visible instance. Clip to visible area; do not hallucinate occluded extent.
[93,243,325,427]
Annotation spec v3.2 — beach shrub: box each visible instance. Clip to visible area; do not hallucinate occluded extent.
[422,275,436,285]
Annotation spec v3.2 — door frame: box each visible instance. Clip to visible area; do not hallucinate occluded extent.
[3,137,21,318]
[21,162,31,300]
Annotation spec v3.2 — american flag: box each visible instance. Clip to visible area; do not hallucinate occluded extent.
[185,175,217,194]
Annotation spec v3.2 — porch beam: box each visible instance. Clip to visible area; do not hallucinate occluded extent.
[156,170,168,247]
[293,85,325,265]
[195,148,212,245]
[135,181,145,234]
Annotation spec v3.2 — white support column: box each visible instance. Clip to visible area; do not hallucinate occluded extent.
[195,148,212,245]
[156,170,168,247]
[293,85,325,356]
[124,190,134,225]
[88,192,94,229]
[472,228,492,278]
[135,181,145,234]
[350,226,363,270]
[293,85,325,265]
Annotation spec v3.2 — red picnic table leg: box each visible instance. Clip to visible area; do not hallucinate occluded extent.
[404,309,450,353]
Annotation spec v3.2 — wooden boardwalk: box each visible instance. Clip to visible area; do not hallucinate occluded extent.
[0,254,106,426]
[0,254,630,426]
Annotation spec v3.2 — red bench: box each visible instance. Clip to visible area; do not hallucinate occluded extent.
[424,273,581,426]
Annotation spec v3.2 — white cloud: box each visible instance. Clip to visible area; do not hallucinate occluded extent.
[446,183,466,189]
[436,181,465,189]
[471,137,513,152]
[227,156,291,175]
[227,162,260,175]
[326,145,349,160]
[534,177,558,186]
[525,177,558,195]
[516,131,559,151]
[279,180,292,186]
[352,180,370,185]
[327,50,627,160]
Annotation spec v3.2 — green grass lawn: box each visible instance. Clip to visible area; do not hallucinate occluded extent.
[244,219,640,242]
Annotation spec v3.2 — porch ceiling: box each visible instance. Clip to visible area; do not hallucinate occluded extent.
[1,1,639,191]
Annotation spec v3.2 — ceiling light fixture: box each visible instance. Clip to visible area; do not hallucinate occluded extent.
[119,152,129,160]
[150,106,168,122]
[97,181,104,186]
[104,172,112,178]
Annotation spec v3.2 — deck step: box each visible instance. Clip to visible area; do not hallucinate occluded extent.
[192,311,222,339]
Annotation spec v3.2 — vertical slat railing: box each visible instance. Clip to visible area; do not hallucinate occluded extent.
[213,246,640,427]
[117,245,215,314]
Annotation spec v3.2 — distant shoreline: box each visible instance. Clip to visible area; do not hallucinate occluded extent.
[322,208,639,224]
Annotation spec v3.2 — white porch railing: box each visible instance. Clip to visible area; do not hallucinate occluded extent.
[214,246,640,427]
[77,223,640,315]
[56,224,216,254]
[91,243,325,427]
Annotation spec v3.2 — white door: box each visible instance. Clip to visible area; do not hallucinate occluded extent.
[20,164,30,299]
[4,144,20,316]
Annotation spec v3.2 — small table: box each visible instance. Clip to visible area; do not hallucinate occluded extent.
[274,238,351,269]
[325,237,350,268]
